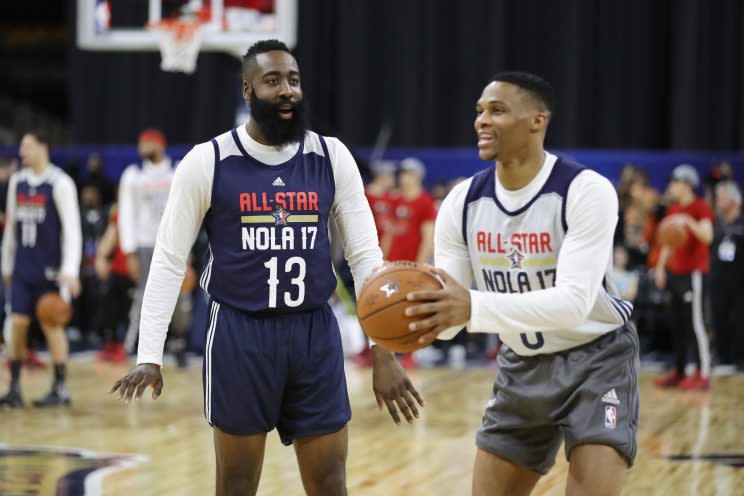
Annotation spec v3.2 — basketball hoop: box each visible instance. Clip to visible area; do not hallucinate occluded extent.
[148,19,205,74]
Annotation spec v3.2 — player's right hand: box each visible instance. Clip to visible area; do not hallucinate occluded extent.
[109,363,163,403]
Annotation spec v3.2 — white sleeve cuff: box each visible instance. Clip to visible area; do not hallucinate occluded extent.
[136,354,163,367]
[468,289,500,334]
[437,325,464,341]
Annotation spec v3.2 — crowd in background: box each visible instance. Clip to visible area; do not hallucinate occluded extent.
[0,137,742,380]
[614,162,743,361]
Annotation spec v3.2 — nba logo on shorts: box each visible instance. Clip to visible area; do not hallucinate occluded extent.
[605,405,617,429]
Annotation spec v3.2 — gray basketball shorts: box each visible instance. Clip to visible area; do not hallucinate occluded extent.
[476,323,640,475]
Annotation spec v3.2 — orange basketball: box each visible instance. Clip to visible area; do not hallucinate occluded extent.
[35,292,72,327]
[657,214,689,248]
[357,261,443,353]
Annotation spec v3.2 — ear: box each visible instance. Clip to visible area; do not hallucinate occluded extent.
[242,80,252,101]
[530,111,549,133]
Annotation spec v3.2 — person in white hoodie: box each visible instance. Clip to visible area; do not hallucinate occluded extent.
[117,129,179,354]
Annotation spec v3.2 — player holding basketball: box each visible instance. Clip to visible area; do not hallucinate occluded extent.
[0,130,82,408]
[653,165,714,390]
[110,40,422,495]
[407,72,639,495]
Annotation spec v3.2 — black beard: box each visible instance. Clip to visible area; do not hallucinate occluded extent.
[249,91,307,148]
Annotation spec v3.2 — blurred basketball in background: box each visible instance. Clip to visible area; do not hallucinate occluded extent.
[657,214,689,248]
[357,261,443,353]
[35,292,72,327]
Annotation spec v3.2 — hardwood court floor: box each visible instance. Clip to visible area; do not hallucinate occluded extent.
[1,359,743,495]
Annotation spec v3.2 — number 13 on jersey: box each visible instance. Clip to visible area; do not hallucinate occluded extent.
[263,226,317,308]
[264,257,306,308]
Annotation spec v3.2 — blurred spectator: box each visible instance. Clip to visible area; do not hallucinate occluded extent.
[74,184,107,345]
[611,245,639,302]
[653,165,714,390]
[642,197,667,270]
[616,163,639,207]
[95,204,133,363]
[364,161,396,255]
[614,163,638,246]
[619,169,655,269]
[118,129,174,352]
[710,181,744,368]
[431,181,449,210]
[385,158,436,265]
[0,157,18,231]
[704,160,734,207]
[84,153,115,206]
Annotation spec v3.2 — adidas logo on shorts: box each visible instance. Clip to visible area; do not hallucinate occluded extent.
[601,388,620,405]
[272,177,286,187]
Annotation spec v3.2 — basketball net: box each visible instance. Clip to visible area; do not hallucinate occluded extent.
[148,19,204,74]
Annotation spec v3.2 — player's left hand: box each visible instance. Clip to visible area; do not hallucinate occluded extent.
[405,265,471,342]
[58,274,81,298]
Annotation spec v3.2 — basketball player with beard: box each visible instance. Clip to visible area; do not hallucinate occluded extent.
[110,40,422,495]
[406,72,639,495]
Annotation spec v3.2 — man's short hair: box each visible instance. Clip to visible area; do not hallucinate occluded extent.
[490,71,554,113]
[25,129,51,146]
[242,39,292,79]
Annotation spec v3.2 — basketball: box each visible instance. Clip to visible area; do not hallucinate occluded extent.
[35,292,72,327]
[357,261,443,353]
[657,214,689,248]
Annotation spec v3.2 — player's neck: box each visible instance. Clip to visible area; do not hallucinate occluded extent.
[400,184,422,200]
[152,153,166,164]
[29,159,50,176]
[678,191,694,207]
[495,148,546,191]
[724,206,740,223]
[366,183,387,196]
[246,120,266,145]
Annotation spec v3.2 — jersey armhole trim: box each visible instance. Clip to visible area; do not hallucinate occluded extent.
[210,139,220,210]
[461,167,495,246]
[317,135,337,201]
[560,168,589,233]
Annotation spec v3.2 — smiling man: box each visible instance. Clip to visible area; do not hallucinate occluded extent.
[109,40,422,496]
[406,72,640,496]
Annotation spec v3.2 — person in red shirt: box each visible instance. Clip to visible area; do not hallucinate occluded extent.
[654,165,714,390]
[385,158,437,265]
[364,161,396,250]
[95,204,135,363]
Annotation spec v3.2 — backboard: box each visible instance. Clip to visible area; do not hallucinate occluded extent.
[77,0,297,58]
